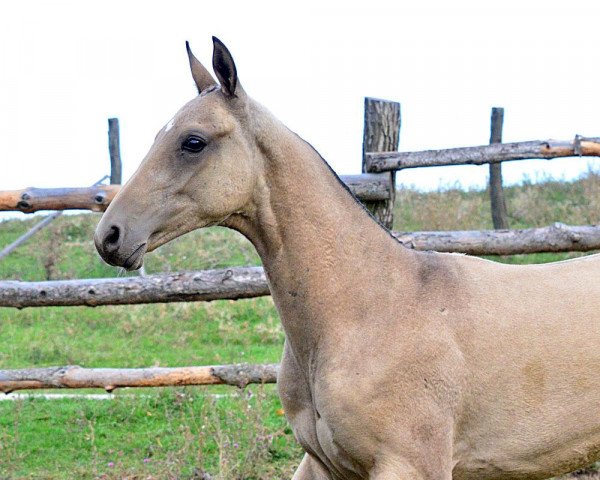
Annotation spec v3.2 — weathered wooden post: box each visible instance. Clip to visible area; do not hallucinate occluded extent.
[108,118,122,185]
[107,117,144,274]
[362,97,401,229]
[488,107,509,229]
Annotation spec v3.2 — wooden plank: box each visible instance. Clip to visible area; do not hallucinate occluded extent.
[365,136,600,172]
[488,107,509,229]
[0,185,120,213]
[0,363,279,393]
[361,97,401,229]
[0,177,389,213]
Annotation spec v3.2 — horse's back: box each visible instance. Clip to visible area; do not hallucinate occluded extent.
[448,252,600,479]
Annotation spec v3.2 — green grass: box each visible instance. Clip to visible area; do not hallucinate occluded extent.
[0,299,282,369]
[2,170,600,478]
[0,387,301,479]
[0,219,294,478]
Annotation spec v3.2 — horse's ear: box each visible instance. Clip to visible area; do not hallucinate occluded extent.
[186,41,216,94]
[212,36,240,97]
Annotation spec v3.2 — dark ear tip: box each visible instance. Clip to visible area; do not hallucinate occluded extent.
[211,36,237,97]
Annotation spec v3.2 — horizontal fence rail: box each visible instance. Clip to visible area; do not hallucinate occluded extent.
[2,223,599,309]
[0,185,121,213]
[0,176,110,261]
[393,223,600,256]
[365,136,600,173]
[0,267,269,308]
[0,363,279,393]
[338,174,391,201]
[0,175,390,213]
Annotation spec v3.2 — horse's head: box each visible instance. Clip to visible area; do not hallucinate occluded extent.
[95,37,259,270]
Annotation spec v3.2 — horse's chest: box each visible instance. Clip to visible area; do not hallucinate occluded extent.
[278,355,367,479]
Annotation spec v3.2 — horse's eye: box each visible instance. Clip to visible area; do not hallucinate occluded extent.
[181,136,206,153]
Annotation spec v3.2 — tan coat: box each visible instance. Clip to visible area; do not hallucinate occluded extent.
[95,38,600,479]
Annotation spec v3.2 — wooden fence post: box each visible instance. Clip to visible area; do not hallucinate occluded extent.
[362,97,400,230]
[108,118,122,185]
[488,107,509,229]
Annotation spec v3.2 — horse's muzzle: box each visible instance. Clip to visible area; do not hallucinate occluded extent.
[94,221,147,271]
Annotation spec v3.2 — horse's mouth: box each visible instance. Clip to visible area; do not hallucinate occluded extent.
[123,243,147,271]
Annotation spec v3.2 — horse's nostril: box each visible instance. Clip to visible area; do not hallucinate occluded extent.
[106,226,120,244]
[103,225,122,252]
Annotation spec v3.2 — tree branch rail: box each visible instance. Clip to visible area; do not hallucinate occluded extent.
[365,136,600,172]
[0,363,279,393]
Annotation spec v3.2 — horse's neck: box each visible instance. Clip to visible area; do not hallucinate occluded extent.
[226,104,413,359]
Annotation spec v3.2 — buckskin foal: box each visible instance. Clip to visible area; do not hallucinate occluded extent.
[95,38,600,480]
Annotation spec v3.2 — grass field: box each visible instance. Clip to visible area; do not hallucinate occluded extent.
[2,170,600,479]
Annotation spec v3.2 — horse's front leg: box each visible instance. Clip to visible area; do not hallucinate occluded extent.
[365,410,455,480]
[292,453,332,479]
[369,459,453,480]
[366,433,455,480]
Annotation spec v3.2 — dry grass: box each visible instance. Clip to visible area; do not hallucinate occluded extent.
[394,167,600,232]
[560,467,600,479]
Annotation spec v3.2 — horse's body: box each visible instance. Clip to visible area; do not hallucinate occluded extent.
[95,38,600,479]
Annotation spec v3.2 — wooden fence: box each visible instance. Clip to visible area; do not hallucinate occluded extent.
[0,176,390,214]
[2,222,600,309]
[1,99,600,392]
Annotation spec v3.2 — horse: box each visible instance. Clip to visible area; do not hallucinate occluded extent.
[95,37,600,479]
